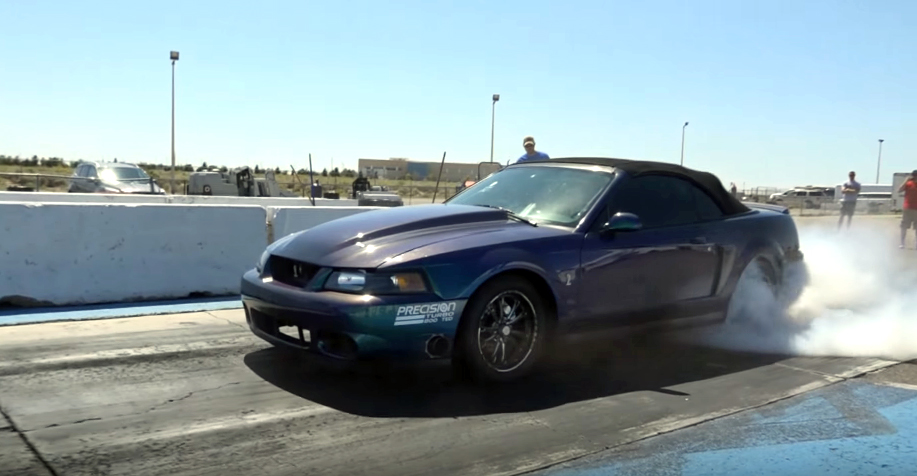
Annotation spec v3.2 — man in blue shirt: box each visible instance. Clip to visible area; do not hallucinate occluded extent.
[516,136,549,163]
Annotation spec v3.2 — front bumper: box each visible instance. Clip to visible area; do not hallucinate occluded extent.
[241,269,466,362]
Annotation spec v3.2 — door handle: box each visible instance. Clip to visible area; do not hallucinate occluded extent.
[690,237,707,244]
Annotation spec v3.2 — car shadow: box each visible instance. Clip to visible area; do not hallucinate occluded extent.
[243,333,789,418]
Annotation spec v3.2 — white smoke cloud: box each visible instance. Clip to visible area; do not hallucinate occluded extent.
[681,222,917,361]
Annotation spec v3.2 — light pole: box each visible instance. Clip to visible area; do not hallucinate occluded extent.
[170,50,179,194]
[489,94,500,163]
[875,139,884,184]
[680,121,689,166]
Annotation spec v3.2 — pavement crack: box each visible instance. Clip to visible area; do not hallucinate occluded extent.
[207,311,247,331]
[42,417,102,429]
[147,381,242,412]
[1,403,60,476]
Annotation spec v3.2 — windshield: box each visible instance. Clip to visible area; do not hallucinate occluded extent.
[446,165,614,227]
[99,166,149,182]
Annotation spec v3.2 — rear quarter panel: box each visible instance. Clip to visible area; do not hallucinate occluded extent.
[704,209,801,297]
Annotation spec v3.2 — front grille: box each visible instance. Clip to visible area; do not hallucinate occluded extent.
[269,256,319,288]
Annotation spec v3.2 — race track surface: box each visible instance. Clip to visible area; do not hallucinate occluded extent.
[1,214,913,476]
[0,308,898,476]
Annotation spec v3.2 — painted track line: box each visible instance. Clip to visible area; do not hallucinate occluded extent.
[0,297,242,327]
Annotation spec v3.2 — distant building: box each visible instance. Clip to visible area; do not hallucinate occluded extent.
[357,158,500,182]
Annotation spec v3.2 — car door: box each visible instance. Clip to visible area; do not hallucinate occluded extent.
[84,165,99,192]
[578,174,723,329]
[69,165,84,192]
[75,164,92,193]
[807,190,825,208]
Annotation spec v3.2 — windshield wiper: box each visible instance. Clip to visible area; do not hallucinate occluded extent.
[471,204,538,227]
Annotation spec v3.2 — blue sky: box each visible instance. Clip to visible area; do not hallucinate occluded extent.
[1,0,915,188]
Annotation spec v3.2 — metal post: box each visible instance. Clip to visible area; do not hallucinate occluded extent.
[876,139,884,184]
[308,153,316,206]
[490,94,500,163]
[432,151,447,203]
[680,121,689,166]
[170,53,178,195]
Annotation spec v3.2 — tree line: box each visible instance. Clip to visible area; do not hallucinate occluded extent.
[0,155,359,178]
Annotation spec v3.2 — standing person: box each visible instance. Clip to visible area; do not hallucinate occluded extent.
[899,170,917,249]
[838,171,861,229]
[516,136,549,163]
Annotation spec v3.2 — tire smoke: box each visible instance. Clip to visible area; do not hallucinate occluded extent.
[681,224,917,361]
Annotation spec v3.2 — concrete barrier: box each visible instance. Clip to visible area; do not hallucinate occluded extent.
[0,203,268,307]
[0,191,360,207]
[0,202,388,308]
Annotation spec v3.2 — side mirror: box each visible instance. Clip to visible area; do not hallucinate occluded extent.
[600,212,642,235]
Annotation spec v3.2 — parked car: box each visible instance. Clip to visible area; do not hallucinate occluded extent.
[767,187,833,209]
[241,157,804,383]
[69,161,164,194]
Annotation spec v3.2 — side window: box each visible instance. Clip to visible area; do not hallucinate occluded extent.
[86,166,97,178]
[690,185,724,221]
[605,175,697,229]
[75,165,85,177]
[600,175,724,229]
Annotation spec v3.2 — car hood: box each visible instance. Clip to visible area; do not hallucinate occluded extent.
[269,204,561,268]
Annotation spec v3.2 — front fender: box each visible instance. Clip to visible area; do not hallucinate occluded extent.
[417,244,578,317]
[459,260,559,303]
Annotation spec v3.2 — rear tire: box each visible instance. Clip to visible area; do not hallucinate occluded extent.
[724,255,780,327]
[452,276,549,383]
[755,257,779,294]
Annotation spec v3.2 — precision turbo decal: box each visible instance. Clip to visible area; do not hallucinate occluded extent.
[394,302,458,326]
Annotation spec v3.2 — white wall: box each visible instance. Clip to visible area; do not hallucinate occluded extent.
[0,202,384,307]
[0,203,268,306]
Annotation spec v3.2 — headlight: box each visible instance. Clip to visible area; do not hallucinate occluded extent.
[324,270,429,294]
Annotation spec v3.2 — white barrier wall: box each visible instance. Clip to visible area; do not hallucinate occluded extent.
[0,202,387,307]
[0,203,269,306]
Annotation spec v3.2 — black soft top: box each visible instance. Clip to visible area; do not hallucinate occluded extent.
[520,156,751,216]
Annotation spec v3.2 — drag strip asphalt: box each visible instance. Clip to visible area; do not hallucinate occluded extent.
[0,308,899,476]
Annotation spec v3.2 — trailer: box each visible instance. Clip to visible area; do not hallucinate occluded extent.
[187,167,295,197]
[891,173,911,212]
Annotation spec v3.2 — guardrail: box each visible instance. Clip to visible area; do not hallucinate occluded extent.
[0,172,160,194]
[1,172,77,193]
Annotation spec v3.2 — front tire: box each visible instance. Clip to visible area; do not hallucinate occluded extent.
[453,276,548,383]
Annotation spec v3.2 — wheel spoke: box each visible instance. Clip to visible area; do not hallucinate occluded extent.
[505,308,526,326]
